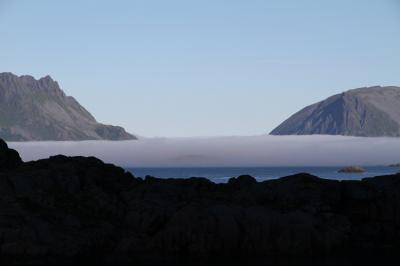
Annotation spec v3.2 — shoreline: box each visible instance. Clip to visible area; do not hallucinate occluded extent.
[2,139,400,264]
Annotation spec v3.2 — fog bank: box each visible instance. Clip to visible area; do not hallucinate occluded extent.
[8,135,400,167]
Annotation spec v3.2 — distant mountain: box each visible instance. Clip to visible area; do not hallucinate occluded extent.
[270,86,400,137]
[0,72,136,141]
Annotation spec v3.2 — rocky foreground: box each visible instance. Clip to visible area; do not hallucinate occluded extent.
[0,139,400,265]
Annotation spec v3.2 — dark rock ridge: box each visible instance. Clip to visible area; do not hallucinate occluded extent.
[1,139,400,264]
[0,72,136,141]
[271,86,400,137]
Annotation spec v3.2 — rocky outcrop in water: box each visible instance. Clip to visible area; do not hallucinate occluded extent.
[0,72,136,141]
[338,166,365,173]
[0,139,400,264]
[271,86,400,137]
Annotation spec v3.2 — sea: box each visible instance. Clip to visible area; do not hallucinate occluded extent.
[126,166,399,183]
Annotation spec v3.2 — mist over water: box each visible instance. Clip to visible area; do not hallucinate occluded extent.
[7,135,400,167]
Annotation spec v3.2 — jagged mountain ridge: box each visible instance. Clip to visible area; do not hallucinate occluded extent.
[0,72,136,141]
[270,86,400,137]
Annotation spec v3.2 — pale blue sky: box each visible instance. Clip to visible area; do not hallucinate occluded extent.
[0,0,399,137]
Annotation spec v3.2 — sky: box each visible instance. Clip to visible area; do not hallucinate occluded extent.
[0,0,399,137]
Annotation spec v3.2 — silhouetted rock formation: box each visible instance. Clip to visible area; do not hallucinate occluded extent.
[0,139,22,170]
[0,72,136,141]
[0,141,400,264]
[271,86,400,137]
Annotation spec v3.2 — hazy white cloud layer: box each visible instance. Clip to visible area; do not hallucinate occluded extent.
[7,135,400,167]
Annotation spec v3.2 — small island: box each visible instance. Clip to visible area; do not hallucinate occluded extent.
[338,165,366,173]
[389,163,400,167]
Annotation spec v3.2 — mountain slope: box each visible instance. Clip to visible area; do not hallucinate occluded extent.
[270,86,400,137]
[0,72,136,141]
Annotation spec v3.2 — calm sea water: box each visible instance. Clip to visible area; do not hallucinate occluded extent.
[126,166,400,183]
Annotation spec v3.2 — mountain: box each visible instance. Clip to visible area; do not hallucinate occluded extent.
[270,86,400,137]
[0,72,136,141]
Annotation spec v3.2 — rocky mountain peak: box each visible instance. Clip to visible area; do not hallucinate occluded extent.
[270,86,400,137]
[0,72,136,141]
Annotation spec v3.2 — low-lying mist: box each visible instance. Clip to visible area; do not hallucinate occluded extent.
[8,135,400,167]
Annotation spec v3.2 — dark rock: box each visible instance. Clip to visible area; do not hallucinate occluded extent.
[227,174,257,187]
[0,142,400,264]
[0,139,22,170]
